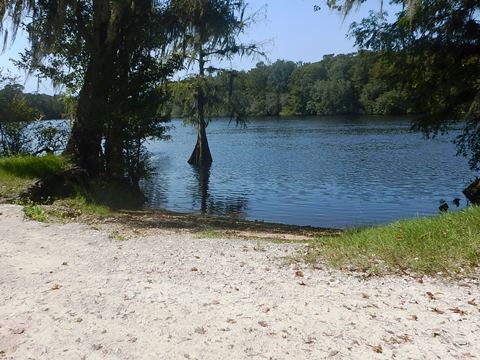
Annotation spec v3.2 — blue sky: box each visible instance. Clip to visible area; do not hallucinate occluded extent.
[0,0,395,94]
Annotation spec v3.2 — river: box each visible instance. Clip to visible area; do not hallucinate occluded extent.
[142,117,476,228]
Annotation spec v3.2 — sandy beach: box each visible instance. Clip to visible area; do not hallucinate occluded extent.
[0,203,479,359]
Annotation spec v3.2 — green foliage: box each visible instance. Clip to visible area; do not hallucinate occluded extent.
[0,154,68,198]
[309,79,356,115]
[23,203,48,222]
[171,53,415,117]
[305,206,480,276]
[24,93,65,120]
[2,0,183,182]
[0,154,67,179]
[32,123,69,154]
[345,0,480,169]
[0,76,40,155]
[196,227,225,238]
[60,193,111,217]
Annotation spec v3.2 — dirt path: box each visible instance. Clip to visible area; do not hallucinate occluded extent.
[0,204,479,359]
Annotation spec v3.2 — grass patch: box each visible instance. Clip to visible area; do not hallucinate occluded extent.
[0,154,67,179]
[109,230,127,241]
[24,203,48,222]
[60,193,111,217]
[0,155,68,198]
[196,228,225,238]
[304,207,480,277]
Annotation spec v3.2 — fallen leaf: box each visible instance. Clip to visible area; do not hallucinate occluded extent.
[408,314,418,321]
[10,328,25,335]
[295,270,304,278]
[398,334,412,343]
[194,327,206,334]
[190,267,198,272]
[127,336,137,343]
[371,345,383,353]
[449,307,466,316]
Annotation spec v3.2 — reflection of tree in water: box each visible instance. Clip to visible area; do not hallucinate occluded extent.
[139,155,170,208]
[191,165,248,218]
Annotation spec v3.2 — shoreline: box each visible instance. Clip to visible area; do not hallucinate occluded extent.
[1,203,479,359]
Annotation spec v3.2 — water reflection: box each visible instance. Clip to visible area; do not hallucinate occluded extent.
[189,164,248,218]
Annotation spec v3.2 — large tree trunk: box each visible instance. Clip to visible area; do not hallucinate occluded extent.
[188,118,213,167]
[63,1,122,176]
[188,52,213,167]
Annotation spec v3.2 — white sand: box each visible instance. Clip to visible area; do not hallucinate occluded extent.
[0,204,479,359]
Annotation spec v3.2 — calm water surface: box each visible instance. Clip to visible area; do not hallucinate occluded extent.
[143,117,476,228]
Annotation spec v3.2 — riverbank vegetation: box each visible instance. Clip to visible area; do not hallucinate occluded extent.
[305,206,480,277]
[0,154,67,198]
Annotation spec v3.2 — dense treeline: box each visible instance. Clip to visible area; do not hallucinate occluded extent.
[24,93,65,120]
[169,51,410,118]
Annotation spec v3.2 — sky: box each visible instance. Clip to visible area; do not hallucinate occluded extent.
[0,0,397,94]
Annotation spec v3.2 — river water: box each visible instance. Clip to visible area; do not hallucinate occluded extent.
[142,117,476,228]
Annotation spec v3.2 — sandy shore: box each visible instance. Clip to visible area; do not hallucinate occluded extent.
[0,204,479,359]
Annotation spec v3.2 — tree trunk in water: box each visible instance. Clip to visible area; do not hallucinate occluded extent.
[188,118,213,167]
[188,51,213,167]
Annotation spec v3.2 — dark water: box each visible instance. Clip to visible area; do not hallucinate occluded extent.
[143,117,476,229]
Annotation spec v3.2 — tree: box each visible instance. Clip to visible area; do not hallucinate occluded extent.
[1,1,181,185]
[0,74,39,155]
[326,0,480,170]
[168,0,260,167]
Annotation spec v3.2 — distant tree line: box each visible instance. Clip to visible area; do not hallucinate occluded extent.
[0,75,68,156]
[24,93,65,120]
[169,51,413,118]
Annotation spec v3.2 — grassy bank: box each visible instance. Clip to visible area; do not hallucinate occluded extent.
[305,206,480,276]
[0,155,110,219]
[0,155,68,199]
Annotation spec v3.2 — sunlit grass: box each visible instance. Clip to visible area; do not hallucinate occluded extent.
[23,203,48,222]
[0,155,68,198]
[304,207,480,276]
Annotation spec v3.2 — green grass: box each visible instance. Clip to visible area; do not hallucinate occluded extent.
[23,203,48,222]
[196,227,225,238]
[304,206,480,276]
[0,154,112,220]
[0,154,67,178]
[60,193,111,217]
[0,155,68,198]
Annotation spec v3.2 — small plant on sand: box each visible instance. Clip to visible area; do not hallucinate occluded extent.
[196,227,224,239]
[23,203,48,222]
[109,230,127,241]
